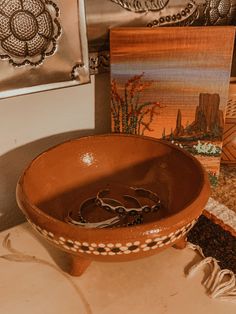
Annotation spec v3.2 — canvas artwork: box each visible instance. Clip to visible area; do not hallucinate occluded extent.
[110,27,235,183]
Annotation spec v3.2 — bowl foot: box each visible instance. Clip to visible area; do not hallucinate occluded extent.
[69,255,91,276]
[173,237,187,250]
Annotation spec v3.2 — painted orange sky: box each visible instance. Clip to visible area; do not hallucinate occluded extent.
[111,27,235,138]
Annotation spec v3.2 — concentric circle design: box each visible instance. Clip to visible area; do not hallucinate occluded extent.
[0,0,61,66]
[11,11,38,41]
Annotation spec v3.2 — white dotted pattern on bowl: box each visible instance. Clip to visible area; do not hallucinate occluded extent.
[27,219,197,256]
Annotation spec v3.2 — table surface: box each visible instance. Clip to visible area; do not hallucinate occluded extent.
[0,223,235,314]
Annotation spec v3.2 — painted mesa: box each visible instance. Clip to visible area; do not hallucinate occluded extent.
[110,27,235,184]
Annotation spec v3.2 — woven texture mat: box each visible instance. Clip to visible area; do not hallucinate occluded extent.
[186,165,236,302]
[212,165,236,213]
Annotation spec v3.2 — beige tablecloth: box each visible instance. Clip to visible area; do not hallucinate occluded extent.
[0,223,235,314]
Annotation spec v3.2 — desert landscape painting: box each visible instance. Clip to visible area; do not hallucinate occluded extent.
[110,27,235,182]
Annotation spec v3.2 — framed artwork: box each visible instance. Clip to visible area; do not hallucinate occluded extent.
[0,0,90,99]
[110,27,235,181]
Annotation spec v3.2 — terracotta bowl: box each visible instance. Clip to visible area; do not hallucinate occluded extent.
[16,134,210,276]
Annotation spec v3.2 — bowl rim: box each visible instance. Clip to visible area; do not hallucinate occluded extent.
[16,133,211,237]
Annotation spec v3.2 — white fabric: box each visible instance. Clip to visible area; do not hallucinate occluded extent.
[187,243,236,303]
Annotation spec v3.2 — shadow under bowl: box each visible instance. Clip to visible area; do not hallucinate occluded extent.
[16,134,210,276]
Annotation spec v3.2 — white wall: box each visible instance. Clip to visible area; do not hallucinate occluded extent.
[0,73,111,231]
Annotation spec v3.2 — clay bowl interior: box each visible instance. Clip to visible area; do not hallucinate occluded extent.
[17,134,210,274]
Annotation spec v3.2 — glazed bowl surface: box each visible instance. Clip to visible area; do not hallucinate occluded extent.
[16,134,210,267]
